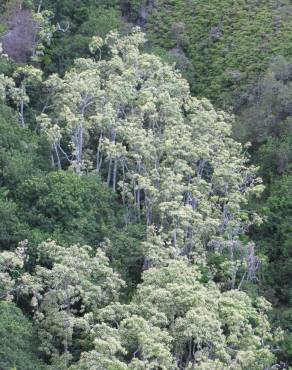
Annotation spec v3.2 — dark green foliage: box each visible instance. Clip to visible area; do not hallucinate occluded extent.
[79,7,124,38]
[274,307,292,364]
[251,174,292,365]
[0,301,46,370]
[144,0,292,108]
[0,57,16,76]
[234,56,292,145]
[18,171,119,247]
[0,192,26,249]
[0,103,50,249]
[16,171,146,290]
[39,0,126,75]
[235,58,292,365]
[257,133,292,181]
[233,59,292,354]
[0,103,50,190]
[256,175,292,305]
[108,223,146,292]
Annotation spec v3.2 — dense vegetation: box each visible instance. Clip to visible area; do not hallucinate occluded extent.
[0,0,291,368]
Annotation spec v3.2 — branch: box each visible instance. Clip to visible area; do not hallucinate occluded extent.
[0,284,29,300]
[56,22,70,33]
[57,143,72,163]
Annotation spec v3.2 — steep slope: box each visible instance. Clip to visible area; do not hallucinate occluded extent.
[143,0,292,108]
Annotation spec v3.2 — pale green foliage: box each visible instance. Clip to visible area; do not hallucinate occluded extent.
[0,73,15,102]
[0,42,8,58]
[0,241,124,365]
[40,28,263,272]
[74,259,276,369]
[73,323,128,370]
[0,244,27,301]
[0,244,280,369]
[0,65,42,127]
[73,317,174,370]
[133,261,275,368]
[0,10,285,370]
[32,9,56,61]
[89,36,104,56]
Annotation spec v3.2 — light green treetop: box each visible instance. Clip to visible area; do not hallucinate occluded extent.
[73,259,278,369]
[39,29,263,275]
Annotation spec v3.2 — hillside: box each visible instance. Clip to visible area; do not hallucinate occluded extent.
[0,0,291,368]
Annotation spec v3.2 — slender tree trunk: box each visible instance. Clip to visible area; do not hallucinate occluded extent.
[64,282,70,366]
[173,225,177,249]
[50,153,55,168]
[136,162,141,219]
[19,98,25,128]
[121,161,126,205]
[145,195,153,225]
[112,158,117,192]
[97,153,103,173]
[230,243,238,289]
[96,133,103,173]
[37,0,43,13]
[137,188,141,219]
[186,339,193,367]
[53,142,62,170]
[73,123,83,173]
[107,129,116,186]
[78,124,83,165]
[107,157,112,186]
[197,159,206,177]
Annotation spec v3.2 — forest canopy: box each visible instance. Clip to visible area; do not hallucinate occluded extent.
[0,0,291,369]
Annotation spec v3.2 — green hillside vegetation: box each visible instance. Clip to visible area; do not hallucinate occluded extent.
[144,0,292,108]
[0,0,291,368]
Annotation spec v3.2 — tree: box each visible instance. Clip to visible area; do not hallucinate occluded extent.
[0,301,47,370]
[257,133,292,182]
[75,259,278,369]
[18,171,120,247]
[39,29,264,274]
[0,191,26,249]
[256,175,292,305]
[0,65,42,127]
[0,20,284,370]
[32,9,56,61]
[1,241,125,367]
[36,0,126,75]
[234,56,292,146]
[0,102,49,184]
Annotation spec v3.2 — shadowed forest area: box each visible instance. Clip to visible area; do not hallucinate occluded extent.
[0,0,291,369]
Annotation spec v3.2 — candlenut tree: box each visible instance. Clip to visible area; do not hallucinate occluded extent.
[0,241,124,368]
[73,260,279,369]
[0,246,281,369]
[39,28,263,277]
[0,65,42,127]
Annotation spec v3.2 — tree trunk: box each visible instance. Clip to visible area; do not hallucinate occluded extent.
[53,142,62,170]
[96,134,103,173]
[19,98,25,128]
[121,161,126,205]
[64,282,70,366]
[78,124,83,166]
[73,123,83,173]
[137,187,141,219]
[112,158,117,192]
[37,0,43,13]
[107,157,112,186]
